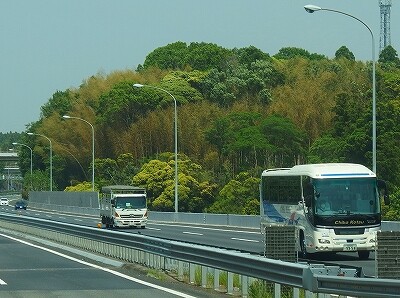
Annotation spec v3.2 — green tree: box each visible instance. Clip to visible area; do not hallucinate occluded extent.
[379,71,400,101]
[205,117,234,161]
[373,100,400,186]
[185,42,231,71]
[142,41,231,71]
[159,74,204,104]
[94,158,118,187]
[65,181,93,192]
[29,170,51,191]
[96,81,160,130]
[260,114,306,167]
[273,47,325,60]
[115,153,138,185]
[41,90,73,118]
[206,112,266,175]
[378,45,400,67]
[208,172,259,214]
[206,113,306,174]
[92,154,141,188]
[308,134,347,163]
[132,154,217,212]
[143,41,188,70]
[382,186,400,220]
[0,132,22,151]
[233,45,270,67]
[199,55,280,107]
[335,46,355,61]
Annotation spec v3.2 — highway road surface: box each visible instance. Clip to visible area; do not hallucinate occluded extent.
[0,232,225,298]
[0,203,377,277]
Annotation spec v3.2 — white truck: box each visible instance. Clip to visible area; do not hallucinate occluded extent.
[99,185,148,229]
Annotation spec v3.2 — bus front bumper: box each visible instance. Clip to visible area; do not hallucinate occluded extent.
[307,228,378,253]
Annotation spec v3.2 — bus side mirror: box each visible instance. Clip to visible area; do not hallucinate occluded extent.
[384,194,390,205]
[111,199,115,207]
[305,195,311,206]
[377,179,390,205]
[303,183,313,206]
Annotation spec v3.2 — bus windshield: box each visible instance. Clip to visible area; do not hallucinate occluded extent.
[312,178,379,216]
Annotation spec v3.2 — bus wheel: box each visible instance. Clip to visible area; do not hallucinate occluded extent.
[299,232,307,259]
[358,250,370,260]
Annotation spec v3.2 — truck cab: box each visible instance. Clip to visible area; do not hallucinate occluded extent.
[100,185,148,228]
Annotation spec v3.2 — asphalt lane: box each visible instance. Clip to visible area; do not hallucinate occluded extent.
[0,232,203,298]
[0,204,377,277]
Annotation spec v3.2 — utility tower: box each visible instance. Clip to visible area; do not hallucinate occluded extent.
[379,0,392,53]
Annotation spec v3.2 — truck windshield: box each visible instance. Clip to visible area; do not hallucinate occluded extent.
[115,196,146,209]
[313,177,379,216]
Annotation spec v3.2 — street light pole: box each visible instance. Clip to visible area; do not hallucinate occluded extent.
[12,142,33,188]
[27,132,52,191]
[62,115,95,191]
[304,4,377,173]
[133,83,179,213]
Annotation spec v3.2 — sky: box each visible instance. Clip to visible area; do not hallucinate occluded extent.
[0,0,398,133]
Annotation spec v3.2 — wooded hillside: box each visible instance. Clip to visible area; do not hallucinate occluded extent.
[8,42,400,219]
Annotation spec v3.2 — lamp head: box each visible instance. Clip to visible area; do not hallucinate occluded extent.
[12,142,18,145]
[304,4,321,13]
[133,83,144,88]
[62,115,71,119]
[27,132,34,135]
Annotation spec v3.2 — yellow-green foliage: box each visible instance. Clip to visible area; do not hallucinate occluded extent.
[64,181,93,192]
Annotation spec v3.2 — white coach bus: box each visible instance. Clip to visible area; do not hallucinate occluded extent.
[260,163,389,259]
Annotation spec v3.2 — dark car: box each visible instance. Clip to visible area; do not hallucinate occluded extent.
[15,200,28,210]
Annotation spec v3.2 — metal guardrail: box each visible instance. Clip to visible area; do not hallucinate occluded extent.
[0,213,399,297]
[310,275,400,297]
[28,202,99,216]
[25,201,400,232]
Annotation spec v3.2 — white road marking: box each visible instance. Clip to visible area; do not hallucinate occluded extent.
[150,222,260,234]
[183,231,203,236]
[0,279,7,285]
[231,237,259,243]
[145,227,161,231]
[0,233,196,298]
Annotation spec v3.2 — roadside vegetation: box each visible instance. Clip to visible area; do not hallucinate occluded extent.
[1,42,400,220]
